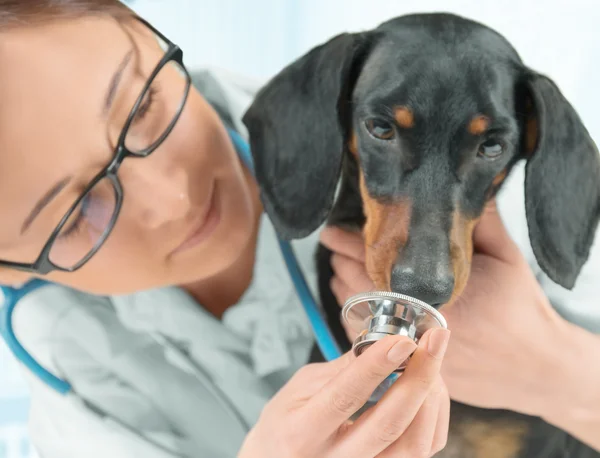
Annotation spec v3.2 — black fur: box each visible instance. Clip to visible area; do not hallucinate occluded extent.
[524,74,600,289]
[243,12,600,458]
[243,31,377,240]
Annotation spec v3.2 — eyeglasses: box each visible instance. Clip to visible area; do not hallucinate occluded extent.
[0,17,191,275]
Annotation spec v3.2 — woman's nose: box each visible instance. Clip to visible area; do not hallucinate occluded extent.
[121,160,192,229]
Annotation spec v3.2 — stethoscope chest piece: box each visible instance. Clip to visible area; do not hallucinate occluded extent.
[342,291,447,372]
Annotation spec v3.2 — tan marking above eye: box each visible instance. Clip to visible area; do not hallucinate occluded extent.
[394,106,415,129]
[468,115,490,135]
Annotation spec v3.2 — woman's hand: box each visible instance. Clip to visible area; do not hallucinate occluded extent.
[238,329,451,458]
[320,227,373,343]
[431,200,572,418]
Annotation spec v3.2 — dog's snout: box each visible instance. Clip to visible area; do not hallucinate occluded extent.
[390,262,455,308]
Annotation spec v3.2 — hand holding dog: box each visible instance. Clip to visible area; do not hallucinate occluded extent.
[238,331,450,458]
[320,200,579,420]
[425,200,572,418]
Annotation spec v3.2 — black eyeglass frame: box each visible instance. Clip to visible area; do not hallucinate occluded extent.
[0,17,192,275]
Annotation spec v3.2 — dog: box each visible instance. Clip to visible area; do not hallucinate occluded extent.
[243,12,600,458]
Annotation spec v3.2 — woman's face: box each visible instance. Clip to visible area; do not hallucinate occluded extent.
[0,15,259,294]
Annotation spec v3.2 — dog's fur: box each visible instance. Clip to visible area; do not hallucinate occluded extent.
[243,12,600,458]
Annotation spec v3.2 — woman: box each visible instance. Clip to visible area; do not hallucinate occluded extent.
[0,2,450,457]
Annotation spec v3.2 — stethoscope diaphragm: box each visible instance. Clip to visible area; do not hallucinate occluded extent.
[342,291,447,372]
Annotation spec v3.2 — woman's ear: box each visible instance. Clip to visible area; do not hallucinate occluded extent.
[243,32,377,240]
[522,72,600,289]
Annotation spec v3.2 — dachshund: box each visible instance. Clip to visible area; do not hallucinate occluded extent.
[243,12,600,458]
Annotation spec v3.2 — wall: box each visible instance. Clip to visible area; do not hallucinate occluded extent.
[129,0,600,140]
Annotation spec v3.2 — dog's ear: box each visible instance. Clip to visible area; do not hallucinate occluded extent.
[523,72,600,289]
[242,32,376,239]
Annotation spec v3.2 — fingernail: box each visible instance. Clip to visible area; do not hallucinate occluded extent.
[387,339,417,363]
[427,328,451,359]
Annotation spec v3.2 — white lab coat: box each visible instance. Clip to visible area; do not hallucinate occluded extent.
[9,67,600,458]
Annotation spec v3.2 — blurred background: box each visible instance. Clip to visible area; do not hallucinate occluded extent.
[1,1,598,456]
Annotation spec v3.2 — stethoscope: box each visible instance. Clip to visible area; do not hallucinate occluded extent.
[0,129,446,454]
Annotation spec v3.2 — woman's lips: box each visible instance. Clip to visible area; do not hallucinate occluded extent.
[171,182,220,255]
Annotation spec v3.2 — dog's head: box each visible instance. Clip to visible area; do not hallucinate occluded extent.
[243,12,600,307]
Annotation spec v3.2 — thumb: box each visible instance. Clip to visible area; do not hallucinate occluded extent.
[472,200,521,263]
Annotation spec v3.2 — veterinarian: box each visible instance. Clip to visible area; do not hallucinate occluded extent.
[0,2,453,457]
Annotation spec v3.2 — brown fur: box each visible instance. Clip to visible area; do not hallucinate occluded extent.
[359,173,412,290]
[468,115,490,135]
[462,420,528,458]
[438,403,530,458]
[526,117,538,154]
[447,212,478,305]
[349,131,358,156]
[492,169,508,187]
[394,106,415,129]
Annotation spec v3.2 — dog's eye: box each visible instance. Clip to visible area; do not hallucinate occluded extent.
[365,118,395,140]
[478,139,504,160]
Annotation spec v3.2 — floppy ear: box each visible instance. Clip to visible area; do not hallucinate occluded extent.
[523,72,600,289]
[242,32,376,239]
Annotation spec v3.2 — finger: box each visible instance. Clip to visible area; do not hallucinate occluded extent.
[320,226,366,262]
[471,199,520,263]
[376,376,445,458]
[430,382,451,455]
[331,276,351,306]
[299,335,418,439]
[276,351,356,400]
[331,278,361,341]
[268,355,361,415]
[336,328,449,456]
[296,350,354,382]
[330,253,374,293]
[278,363,342,401]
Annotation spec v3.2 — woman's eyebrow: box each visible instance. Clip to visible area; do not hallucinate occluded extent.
[20,51,136,236]
[21,176,72,234]
[103,48,134,116]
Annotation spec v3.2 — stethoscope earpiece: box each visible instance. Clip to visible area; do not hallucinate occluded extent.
[342,291,447,372]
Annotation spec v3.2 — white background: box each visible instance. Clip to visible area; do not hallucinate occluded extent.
[130,0,600,142]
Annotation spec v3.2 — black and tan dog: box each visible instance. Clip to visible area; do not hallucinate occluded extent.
[243,12,600,458]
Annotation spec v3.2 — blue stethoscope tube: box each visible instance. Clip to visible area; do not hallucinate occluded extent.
[1,278,71,394]
[228,128,343,362]
[0,129,342,398]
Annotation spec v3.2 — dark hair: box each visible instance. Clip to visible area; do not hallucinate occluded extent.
[0,0,134,27]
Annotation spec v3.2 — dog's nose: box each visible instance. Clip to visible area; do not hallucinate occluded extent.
[390,263,455,308]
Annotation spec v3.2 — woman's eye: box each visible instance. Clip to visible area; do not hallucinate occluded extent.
[58,197,89,240]
[133,87,157,122]
[478,139,504,160]
[365,118,395,140]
